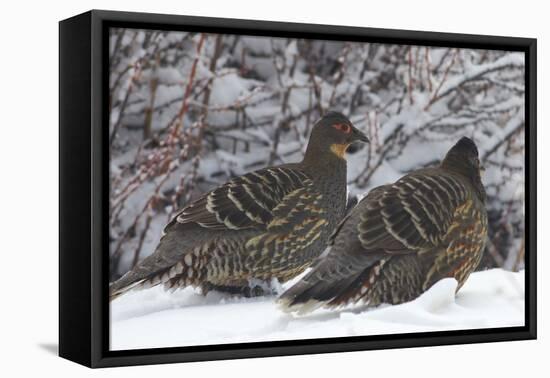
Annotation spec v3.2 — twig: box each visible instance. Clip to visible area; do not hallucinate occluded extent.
[109,61,143,145]
[170,34,206,139]
[425,48,458,110]
[408,46,414,105]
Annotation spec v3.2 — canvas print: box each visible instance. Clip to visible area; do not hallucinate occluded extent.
[108,28,526,350]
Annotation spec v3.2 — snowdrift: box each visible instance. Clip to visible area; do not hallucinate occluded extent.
[110,268,524,350]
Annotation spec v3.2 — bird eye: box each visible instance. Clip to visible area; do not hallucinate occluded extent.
[333,123,351,133]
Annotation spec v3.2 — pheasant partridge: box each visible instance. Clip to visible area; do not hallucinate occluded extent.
[110,112,369,300]
[279,137,488,313]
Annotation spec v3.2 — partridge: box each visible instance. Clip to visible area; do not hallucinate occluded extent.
[279,137,488,313]
[110,112,369,300]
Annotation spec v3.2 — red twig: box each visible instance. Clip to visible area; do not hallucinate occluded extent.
[170,34,206,139]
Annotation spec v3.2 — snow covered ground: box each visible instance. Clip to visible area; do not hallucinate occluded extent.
[110,268,524,350]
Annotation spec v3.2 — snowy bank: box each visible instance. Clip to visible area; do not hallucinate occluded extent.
[110,268,524,350]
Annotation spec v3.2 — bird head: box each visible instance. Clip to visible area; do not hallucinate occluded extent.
[441,137,486,201]
[305,111,369,161]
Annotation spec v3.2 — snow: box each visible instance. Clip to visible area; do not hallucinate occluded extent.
[110,269,524,351]
[436,52,525,99]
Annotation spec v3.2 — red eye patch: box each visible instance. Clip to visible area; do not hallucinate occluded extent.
[332,123,351,133]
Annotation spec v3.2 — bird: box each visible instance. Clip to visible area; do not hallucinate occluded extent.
[278,137,488,314]
[110,112,369,300]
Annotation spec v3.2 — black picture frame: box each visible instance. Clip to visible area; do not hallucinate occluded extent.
[59,9,537,368]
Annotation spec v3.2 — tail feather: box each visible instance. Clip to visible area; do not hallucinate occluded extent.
[278,271,362,314]
[109,255,174,302]
[109,223,207,301]
[109,265,158,301]
[109,254,198,301]
[278,247,388,314]
[109,277,147,301]
[327,259,388,307]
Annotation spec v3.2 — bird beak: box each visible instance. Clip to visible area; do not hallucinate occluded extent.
[351,126,369,143]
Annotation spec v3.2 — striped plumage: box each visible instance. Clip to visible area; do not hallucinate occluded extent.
[279,137,488,313]
[110,112,369,300]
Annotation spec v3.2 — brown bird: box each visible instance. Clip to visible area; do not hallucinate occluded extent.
[110,112,369,300]
[279,137,488,314]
